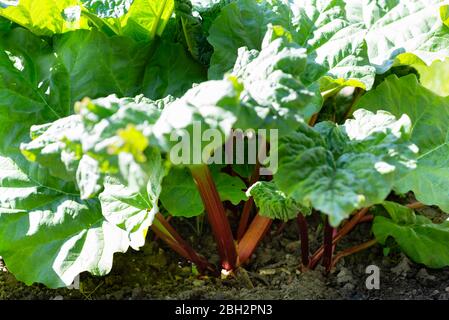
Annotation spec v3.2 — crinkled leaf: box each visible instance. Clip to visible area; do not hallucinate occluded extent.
[81,0,134,18]
[356,74,449,212]
[275,109,418,226]
[247,181,310,221]
[232,33,322,130]
[373,203,449,268]
[294,0,449,89]
[151,77,243,160]
[31,95,167,199]
[174,0,213,65]
[208,0,449,90]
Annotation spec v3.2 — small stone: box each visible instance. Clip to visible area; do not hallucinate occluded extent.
[336,268,353,285]
[391,256,411,277]
[416,268,436,284]
[52,295,64,300]
[445,287,449,293]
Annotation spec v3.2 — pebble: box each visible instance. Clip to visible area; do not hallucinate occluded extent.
[52,295,64,300]
[445,287,449,293]
[391,256,411,277]
[336,268,354,285]
[416,268,436,284]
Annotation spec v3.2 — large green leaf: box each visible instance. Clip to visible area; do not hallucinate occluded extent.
[0,0,88,36]
[151,77,243,159]
[142,41,207,99]
[21,95,169,199]
[117,0,175,41]
[0,155,130,288]
[373,202,449,268]
[232,31,322,130]
[356,74,449,212]
[0,28,71,153]
[247,181,310,221]
[0,38,133,288]
[0,27,161,287]
[414,57,449,96]
[208,0,449,90]
[54,30,151,101]
[293,0,449,89]
[0,0,174,41]
[207,0,289,79]
[275,109,418,226]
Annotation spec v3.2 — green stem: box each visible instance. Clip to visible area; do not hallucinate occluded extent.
[190,164,238,271]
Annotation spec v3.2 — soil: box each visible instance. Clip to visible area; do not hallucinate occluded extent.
[1,202,449,300]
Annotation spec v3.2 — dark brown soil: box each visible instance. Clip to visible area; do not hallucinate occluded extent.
[1,205,449,300]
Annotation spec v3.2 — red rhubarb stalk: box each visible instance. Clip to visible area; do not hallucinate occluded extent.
[190,164,238,271]
[297,214,309,266]
[238,214,272,265]
[152,213,214,273]
[322,217,334,271]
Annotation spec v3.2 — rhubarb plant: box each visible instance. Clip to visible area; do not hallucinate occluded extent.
[1,0,449,289]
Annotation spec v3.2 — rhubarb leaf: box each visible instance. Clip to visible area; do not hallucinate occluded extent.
[54,30,150,101]
[151,77,243,159]
[160,165,247,217]
[20,94,170,199]
[142,41,207,100]
[414,57,449,96]
[81,0,134,18]
[275,109,418,226]
[0,155,130,288]
[0,0,87,36]
[356,74,449,212]
[247,181,310,221]
[99,174,162,250]
[207,0,290,79]
[232,32,323,130]
[373,202,449,268]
